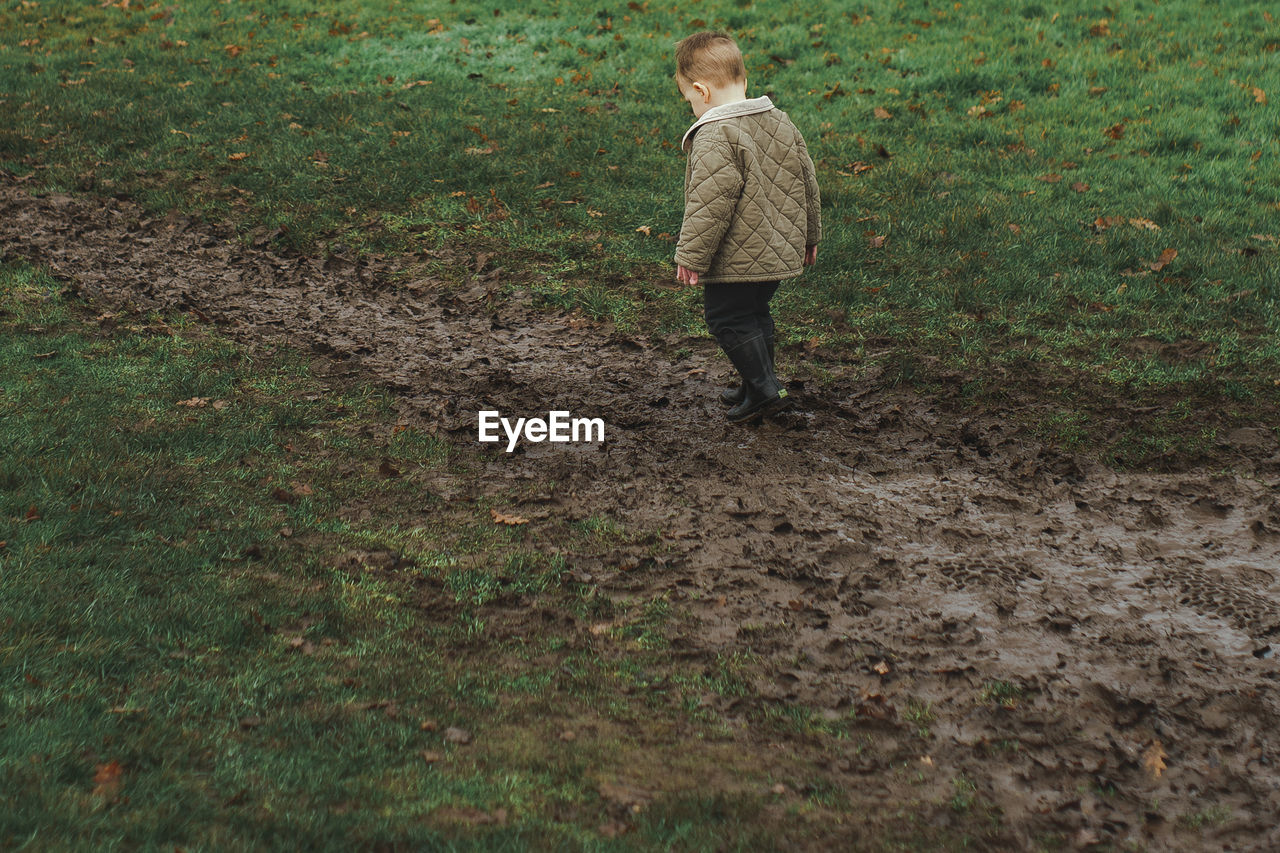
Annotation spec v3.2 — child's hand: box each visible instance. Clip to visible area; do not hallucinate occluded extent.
[804,245,818,267]
[676,265,699,287]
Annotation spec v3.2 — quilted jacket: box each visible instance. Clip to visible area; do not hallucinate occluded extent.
[675,96,822,283]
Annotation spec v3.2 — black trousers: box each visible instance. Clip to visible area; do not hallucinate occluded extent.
[702,280,780,352]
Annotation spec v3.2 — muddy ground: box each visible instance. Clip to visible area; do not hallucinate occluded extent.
[4,181,1279,850]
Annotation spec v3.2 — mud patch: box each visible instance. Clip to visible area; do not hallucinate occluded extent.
[4,183,1280,848]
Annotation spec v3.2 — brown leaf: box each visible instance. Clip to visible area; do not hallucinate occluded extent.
[92,761,124,798]
[868,234,886,248]
[1036,173,1062,183]
[271,486,298,504]
[873,660,891,675]
[1128,217,1160,231]
[176,397,210,408]
[490,509,529,525]
[1149,248,1177,271]
[873,106,892,120]
[1071,181,1090,193]
[420,750,445,763]
[1007,223,1023,234]
[24,505,40,522]
[1142,740,1167,779]
[1104,122,1125,139]
[228,152,249,161]
[378,458,401,478]
[634,225,651,236]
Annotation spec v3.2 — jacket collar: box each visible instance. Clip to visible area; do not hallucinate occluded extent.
[681,96,774,152]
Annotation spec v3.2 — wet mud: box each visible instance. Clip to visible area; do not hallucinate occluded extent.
[4,183,1279,849]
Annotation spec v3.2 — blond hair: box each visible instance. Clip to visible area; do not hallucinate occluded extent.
[674,31,746,88]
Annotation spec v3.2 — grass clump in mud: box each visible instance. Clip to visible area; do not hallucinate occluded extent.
[1,261,1014,849]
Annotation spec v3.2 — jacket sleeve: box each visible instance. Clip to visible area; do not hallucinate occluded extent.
[674,136,743,273]
[798,132,822,246]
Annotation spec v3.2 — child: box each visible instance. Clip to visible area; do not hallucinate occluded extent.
[673,30,821,424]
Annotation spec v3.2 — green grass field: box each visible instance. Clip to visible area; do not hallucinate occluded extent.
[2,1,1279,846]
[2,0,1277,392]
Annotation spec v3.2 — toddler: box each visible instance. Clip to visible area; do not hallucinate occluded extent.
[673,30,821,423]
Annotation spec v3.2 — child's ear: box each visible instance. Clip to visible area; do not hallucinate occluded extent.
[693,82,710,102]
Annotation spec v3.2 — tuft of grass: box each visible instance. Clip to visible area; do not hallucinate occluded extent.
[978,680,1026,709]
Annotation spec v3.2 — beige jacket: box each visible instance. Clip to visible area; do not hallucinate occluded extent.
[675,96,822,283]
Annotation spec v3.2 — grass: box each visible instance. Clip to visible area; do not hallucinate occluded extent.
[1,261,1017,848]
[1,0,1277,414]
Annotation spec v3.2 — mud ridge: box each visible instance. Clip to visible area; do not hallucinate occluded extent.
[4,183,1279,849]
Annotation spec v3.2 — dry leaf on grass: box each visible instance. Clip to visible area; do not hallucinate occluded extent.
[1149,248,1178,271]
[490,509,529,525]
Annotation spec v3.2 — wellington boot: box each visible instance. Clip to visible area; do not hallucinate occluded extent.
[719,333,775,406]
[722,332,792,423]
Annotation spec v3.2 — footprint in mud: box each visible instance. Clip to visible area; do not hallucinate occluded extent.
[1140,562,1280,637]
[925,557,1041,590]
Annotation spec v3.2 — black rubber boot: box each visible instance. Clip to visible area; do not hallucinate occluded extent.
[720,323,775,406]
[722,331,792,424]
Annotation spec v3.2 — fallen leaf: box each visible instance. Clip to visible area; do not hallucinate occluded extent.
[1071,181,1089,192]
[176,397,210,408]
[1149,248,1177,271]
[271,486,298,504]
[1037,173,1062,183]
[464,146,495,156]
[378,458,401,478]
[24,505,40,522]
[1128,217,1160,230]
[227,152,249,161]
[1007,223,1023,234]
[420,750,445,763]
[868,234,886,248]
[92,761,124,799]
[634,225,651,235]
[490,509,529,525]
[1104,122,1125,139]
[444,726,473,744]
[873,106,892,120]
[1142,740,1167,779]
[873,660,891,675]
